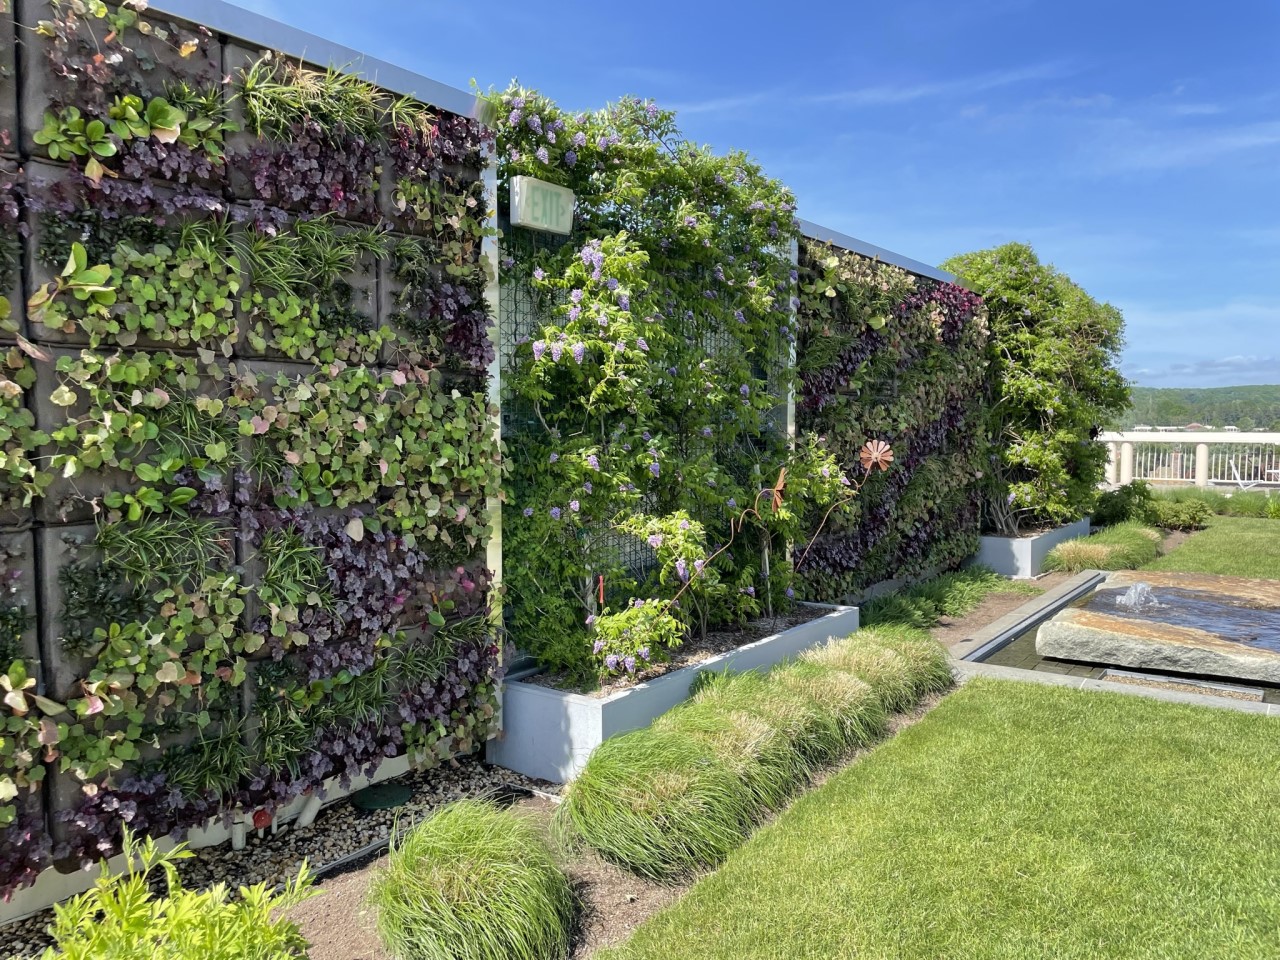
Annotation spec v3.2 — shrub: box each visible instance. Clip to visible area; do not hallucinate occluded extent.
[38,831,315,960]
[1147,498,1212,531]
[1093,481,1155,527]
[369,800,575,960]
[1042,522,1161,573]
[942,243,1130,535]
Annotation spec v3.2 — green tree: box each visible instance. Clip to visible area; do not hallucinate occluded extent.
[942,243,1129,535]
[1237,416,1256,432]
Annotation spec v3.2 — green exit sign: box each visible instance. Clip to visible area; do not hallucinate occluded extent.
[510,176,575,236]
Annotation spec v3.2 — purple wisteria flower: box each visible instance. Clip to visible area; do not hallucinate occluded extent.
[569,500,580,512]
[786,587,795,599]
[551,341,564,361]
[573,342,586,364]
[638,646,651,661]
[650,462,660,478]
[745,586,756,596]
[568,306,581,321]
[694,559,705,574]
[679,520,690,530]
[593,639,605,654]
[583,481,593,493]
[572,131,587,147]
[618,294,630,311]
[701,426,713,437]
[647,534,663,549]
[527,115,543,132]
[586,614,597,626]
[587,454,600,470]
[532,340,547,361]
[734,310,746,324]
[684,216,697,227]
[533,267,545,281]
[549,452,559,463]
[728,498,737,508]
[597,136,609,151]
[642,431,652,441]
[624,656,637,674]
[605,654,619,671]
[739,384,750,397]
[570,289,584,303]
[550,507,562,520]
[535,146,549,164]
[564,150,577,166]
[523,507,534,517]
[607,278,619,291]
[675,558,689,582]
[637,337,648,352]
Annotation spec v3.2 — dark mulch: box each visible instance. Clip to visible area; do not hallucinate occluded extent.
[530,605,831,698]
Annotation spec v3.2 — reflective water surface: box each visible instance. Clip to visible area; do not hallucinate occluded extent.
[1083,584,1280,654]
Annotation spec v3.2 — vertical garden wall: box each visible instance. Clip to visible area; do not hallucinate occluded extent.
[794,237,989,599]
[0,1,502,899]
[489,87,857,686]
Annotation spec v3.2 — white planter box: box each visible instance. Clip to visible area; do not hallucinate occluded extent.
[486,603,860,783]
[975,517,1092,579]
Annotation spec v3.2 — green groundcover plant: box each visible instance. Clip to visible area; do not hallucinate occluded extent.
[942,243,1130,535]
[37,830,316,959]
[1042,521,1162,572]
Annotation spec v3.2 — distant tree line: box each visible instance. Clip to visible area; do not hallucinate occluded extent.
[1116,385,1280,431]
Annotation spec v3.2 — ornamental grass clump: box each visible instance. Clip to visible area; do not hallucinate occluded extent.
[1043,522,1162,573]
[850,625,955,699]
[801,640,919,713]
[369,800,574,960]
[553,727,763,881]
[770,663,886,754]
[653,702,801,812]
[689,670,847,774]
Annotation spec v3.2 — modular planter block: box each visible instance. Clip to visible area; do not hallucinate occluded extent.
[487,603,860,783]
[975,517,1092,579]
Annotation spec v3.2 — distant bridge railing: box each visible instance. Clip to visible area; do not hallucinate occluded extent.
[1100,431,1280,489]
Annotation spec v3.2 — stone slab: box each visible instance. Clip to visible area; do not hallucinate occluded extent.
[1037,605,1280,685]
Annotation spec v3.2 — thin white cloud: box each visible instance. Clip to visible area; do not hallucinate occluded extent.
[670,61,1071,117]
[1097,120,1280,171]
[808,61,1074,107]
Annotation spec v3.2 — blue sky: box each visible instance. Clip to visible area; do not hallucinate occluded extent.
[239,0,1280,388]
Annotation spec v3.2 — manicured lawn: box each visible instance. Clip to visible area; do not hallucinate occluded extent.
[601,679,1280,960]
[1145,515,1280,579]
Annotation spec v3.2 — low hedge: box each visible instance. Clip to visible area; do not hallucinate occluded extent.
[369,800,575,960]
[554,627,952,880]
[1042,522,1162,573]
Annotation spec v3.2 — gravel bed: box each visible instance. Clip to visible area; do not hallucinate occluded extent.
[1,756,545,959]
[531,605,832,698]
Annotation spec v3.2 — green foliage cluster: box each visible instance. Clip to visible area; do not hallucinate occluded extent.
[795,241,990,596]
[1095,481,1249,530]
[942,242,1130,535]
[491,88,856,681]
[554,625,951,880]
[1042,522,1162,573]
[37,830,316,960]
[370,800,576,960]
[859,566,1038,631]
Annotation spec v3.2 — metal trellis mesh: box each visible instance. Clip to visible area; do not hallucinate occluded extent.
[498,219,792,593]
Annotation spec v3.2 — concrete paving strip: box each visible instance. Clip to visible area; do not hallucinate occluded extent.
[955,660,1279,716]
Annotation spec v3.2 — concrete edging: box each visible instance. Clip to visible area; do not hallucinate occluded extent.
[955,661,1280,717]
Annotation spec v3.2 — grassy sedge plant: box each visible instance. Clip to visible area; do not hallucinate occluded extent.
[369,800,575,960]
[1043,522,1162,573]
[860,566,1037,629]
[553,727,764,881]
[770,663,886,753]
[801,640,919,713]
